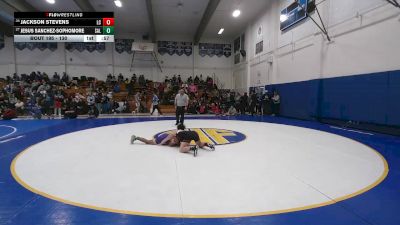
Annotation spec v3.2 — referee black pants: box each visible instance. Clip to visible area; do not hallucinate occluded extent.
[176,106,185,124]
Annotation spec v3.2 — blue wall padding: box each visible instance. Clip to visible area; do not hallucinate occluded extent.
[386,70,400,126]
[320,72,389,124]
[261,69,400,127]
[266,80,319,120]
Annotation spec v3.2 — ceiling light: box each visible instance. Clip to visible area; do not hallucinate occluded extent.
[46,0,55,4]
[218,28,224,35]
[280,14,288,22]
[114,0,122,7]
[232,9,241,18]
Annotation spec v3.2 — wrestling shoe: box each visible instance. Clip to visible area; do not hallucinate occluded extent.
[130,135,137,144]
[190,145,198,157]
[208,143,215,151]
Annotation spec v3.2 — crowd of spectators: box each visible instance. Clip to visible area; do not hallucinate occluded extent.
[0,71,281,120]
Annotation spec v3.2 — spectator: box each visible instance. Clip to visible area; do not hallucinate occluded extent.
[15,99,25,115]
[13,73,20,81]
[206,76,213,88]
[101,94,110,114]
[134,91,141,114]
[187,76,193,84]
[229,91,236,107]
[113,83,121,93]
[132,74,137,84]
[199,74,204,85]
[210,103,221,115]
[151,92,162,115]
[88,103,99,118]
[95,92,103,114]
[181,82,188,92]
[118,73,124,83]
[226,105,237,116]
[177,75,182,84]
[112,101,120,114]
[2,108,17,120]
[250,92,257,115]
[0,70,236,119]
[139,75,146,87]
[42,92,53,118]
[187,100,199,114]
[262,93,271,115]
[87,92,95,107]
[188,83,197,94]
[199,102,207,114]
[54,91,64,117]
[106,91,113,100]
[52,72,60,84]
[127,79,134,95]
[158,82,165,101]
[272,90,280,116]
[171,75,177,86]
[194,75,199,85]
[122,99,130,113]
[111,75,117,85]
[239,93,248,115]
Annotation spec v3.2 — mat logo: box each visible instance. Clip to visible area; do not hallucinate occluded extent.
[155,128,246,146]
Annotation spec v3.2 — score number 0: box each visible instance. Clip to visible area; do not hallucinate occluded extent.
[102,18,114,26]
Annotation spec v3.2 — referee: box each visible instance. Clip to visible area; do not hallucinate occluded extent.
[175,88,189,125]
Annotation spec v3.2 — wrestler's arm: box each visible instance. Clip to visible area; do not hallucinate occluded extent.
[159,134,174,145]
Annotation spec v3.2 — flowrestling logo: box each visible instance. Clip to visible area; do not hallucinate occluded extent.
[154,128,246,145]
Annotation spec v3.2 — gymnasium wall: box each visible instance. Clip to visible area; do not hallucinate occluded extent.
[0,36,234,89]
[237,0,400,126]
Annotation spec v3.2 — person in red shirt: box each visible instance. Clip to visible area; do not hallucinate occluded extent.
[210,103,221,115]
[54,91,64,117]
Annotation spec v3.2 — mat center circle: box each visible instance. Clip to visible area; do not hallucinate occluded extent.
[12,120,387,217]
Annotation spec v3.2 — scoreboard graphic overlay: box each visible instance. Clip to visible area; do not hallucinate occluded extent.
[14,12,114,43]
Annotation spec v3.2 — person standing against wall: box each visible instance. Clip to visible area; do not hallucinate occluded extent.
[250,91,257,115]
[175,88,189,125]
[272,90,281,116]
[239,92,248,115]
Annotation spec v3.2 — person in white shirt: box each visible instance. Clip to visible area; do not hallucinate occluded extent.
[226,105,237,116]
[134,91,141,113]
[15,99,25,115]
[174,89,189,125]
[272,90,280,116]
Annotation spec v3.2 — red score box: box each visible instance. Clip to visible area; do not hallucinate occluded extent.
[102,18,114,26]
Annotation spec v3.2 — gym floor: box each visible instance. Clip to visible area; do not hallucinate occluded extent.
[0,116,399,225]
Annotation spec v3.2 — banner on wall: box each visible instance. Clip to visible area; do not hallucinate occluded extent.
[215,44,223,57]
[65,42,105,53]
[199,43,232,57]
[183,42,192,56]
[167,41,176,55]
[96,42,106,53]
[14,42,58,51]
[223,44,232,57]
[86,42,96,52]
[176,42,184,56]
[157,41,192,56]
[255,41,263,54]
[0,33,4,50]
[115,39,134,54]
